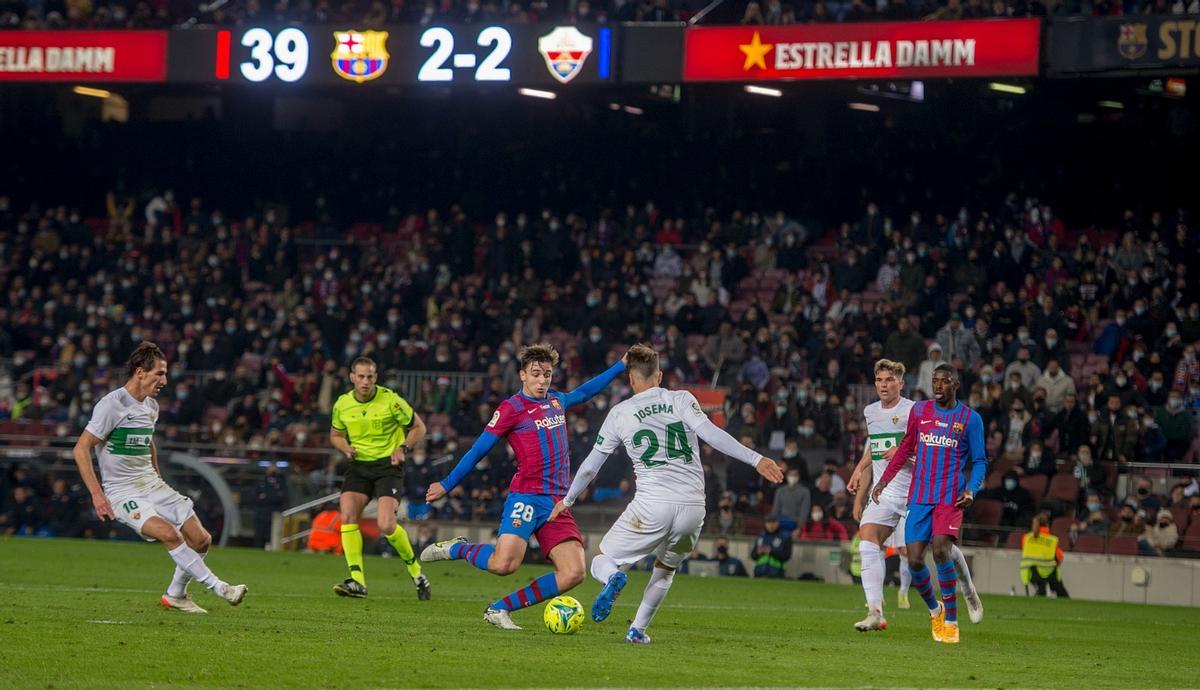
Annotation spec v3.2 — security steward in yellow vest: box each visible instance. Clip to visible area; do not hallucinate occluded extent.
[1020,511,1069,598]
[329,356,430,600]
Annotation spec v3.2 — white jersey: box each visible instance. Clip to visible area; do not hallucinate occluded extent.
[84,387,163,497]
[593,387,710,507]
[863,397,915,503]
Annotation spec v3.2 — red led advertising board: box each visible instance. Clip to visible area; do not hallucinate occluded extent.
[0,31,168,82]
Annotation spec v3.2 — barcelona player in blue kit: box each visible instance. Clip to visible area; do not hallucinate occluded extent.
[872,363,987,644]
[421,343,628,630]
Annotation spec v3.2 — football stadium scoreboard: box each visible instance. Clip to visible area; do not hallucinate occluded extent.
[1,18,1196,86]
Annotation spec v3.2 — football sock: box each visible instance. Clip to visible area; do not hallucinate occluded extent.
[384,526,422,579]
[590,554,619,585]
[166,551,205,598]
[449,542,495,572]
[492,572,559,612]
[632,567,675,632]
[899,558,912,595]
[166,543,223,591]
[341,524,365,586]
[950,544,974,595]
[859,540,885,613]
[937,560,958,624]
[908,563,940,612]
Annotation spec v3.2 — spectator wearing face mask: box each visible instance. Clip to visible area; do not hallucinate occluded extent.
[1154,392,1194,461]
[999,398,1033,461]
[1109,503,1143,538]
[712,536,748,577]
[795,418,826,449]
[752,515,793,578]
[797,505,849,542]
[980,470,1036,527]
[1140,509,1179,556]
[1035,359,1075,414]
[915,342,944,400]
[1173,345,1199,400]
[1004,347,1042,390]
[1093,394,1138,465]
[771,463,811,533]
[1021,441,1056,478]
[1074,492,1108,535]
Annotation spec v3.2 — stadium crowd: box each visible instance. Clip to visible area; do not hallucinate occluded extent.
[4,0,1196,31]
[1,188,1198,556]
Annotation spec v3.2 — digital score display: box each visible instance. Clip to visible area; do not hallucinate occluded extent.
[167,24,614,86]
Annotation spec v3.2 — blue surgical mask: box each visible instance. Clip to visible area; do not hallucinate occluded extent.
[1004,479,1017,491]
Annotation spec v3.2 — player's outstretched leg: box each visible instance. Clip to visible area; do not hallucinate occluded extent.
[162,518,215,614]
[146,518,245,607]
[483,573,561,631]
[855,540,887,631]
[421,536,498,574]
[334,524,368,598]
[935,559,959,644]
[589,553,627,623]
[951,543,982,623]
[628,565,675,643]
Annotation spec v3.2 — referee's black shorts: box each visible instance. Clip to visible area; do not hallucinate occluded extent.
[341,460,404,500]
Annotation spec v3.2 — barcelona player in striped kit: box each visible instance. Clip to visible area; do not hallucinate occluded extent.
[422,343,628,630]
[872,363,987,645]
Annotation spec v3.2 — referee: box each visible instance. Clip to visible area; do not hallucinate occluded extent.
[329,356,430,600]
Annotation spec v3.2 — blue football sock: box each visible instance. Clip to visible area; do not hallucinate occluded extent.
[909,563,940,611]
[936,560,958,623]
[492,572,559,612]
[449,542,494,573]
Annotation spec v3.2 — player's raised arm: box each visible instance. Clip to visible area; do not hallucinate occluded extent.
[873,406,920,503]
[560,352,628,408]
[956,411,989,508]
[426,402,515,502]
[677,391,783,483]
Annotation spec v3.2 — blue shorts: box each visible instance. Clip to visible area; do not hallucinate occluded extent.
[497,492,583,559]
[904,503,964,544]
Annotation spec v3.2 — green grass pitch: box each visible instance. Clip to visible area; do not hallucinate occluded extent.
[0,537,1195,688]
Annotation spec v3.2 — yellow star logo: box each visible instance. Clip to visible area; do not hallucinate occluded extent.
[739,31,773,71]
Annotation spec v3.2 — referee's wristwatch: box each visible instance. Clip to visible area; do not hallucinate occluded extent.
[400,445,411,454]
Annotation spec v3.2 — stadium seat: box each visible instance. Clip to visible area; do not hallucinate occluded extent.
[970,498,1003,526]
[1185,517,1200,541]
[1019,475,1048,504]
[1005,531,1025,549]
[1170,505,1190,532]
[1073,534,1106,554]
[1107,536,1138,556]
[1050,516,1074,546]
[1047,474,1081,505]
[986,456,1017,488]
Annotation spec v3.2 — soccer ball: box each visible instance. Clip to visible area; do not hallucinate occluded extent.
[543,595,585,634]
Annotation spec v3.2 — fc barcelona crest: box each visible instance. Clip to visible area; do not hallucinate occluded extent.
[512,519,522,528]
[952,422,965,434]
[1117,23,1147,61]
[538,26,593,84]
[332,30,390,83]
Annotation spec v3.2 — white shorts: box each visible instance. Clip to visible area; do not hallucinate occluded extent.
[109,483,197,541]
[861,493,907,549]
[599,497,705,570]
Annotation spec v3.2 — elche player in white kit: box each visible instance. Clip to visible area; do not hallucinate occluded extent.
[72,342,247,613]
[847,359,980,631]
[548,344,783,643]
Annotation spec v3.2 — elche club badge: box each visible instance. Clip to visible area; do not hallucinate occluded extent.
[332,30,390,83]
[538,26,593,84]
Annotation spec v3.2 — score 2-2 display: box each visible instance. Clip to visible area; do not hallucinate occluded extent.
[166,24,613,86]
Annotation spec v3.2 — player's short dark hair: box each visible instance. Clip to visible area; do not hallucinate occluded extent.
[518,343,559,371]
[126,341,166,378]
[626,343,659,379]
[932,362,958,381]
[350,356,377,372]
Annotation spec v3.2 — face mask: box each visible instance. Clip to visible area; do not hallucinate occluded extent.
[1018,331,1030,342]
[980,374,992,384]
[1166,329,1178,338]
[1169,397,1183,410]
[1004,479,1017,491]
[1121,514,1133,523]
[1135,307,1146,316]
[1029,453,1042,463]
[1126,410,1138,420]
[1087,501,1100,512]
[800,427,814,437]
[787,475,800,486]
[1133,351,1145,362]
[811,511,824,522]
[775,405,788,416]
[814,395,827,405]
[1115,377,1127,387]
[589,333,602,343]
[797,390,808,401]
[586,298,600,308]
[97,355,110,367]
[1045,339,1057,348]
[1137,487,1149,496]
[73,355,86,367]
[412,455,426,466]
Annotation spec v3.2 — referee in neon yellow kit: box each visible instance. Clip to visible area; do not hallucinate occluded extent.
[329,356,430,600]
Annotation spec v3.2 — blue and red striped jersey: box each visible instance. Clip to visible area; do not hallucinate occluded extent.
[880,399,988,506]
[487,391,573,496]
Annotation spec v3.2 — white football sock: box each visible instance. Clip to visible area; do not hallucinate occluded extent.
[899,557,912,595]
[951,544,975,595]
[167,543,224,592]
[166,551,205,598]
[590,553,620,585]
[859,540,885,613]
[632,567,674,633]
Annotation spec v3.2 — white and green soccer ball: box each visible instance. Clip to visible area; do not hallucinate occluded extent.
[543,595,585,634]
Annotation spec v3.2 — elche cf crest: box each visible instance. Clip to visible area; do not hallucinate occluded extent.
[538,26,593,84]
[332,30,390,83]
